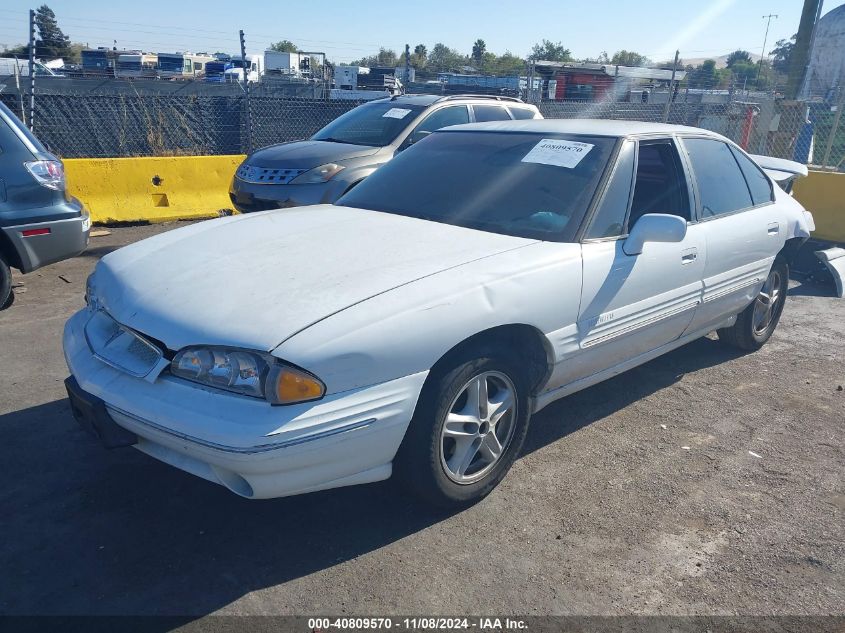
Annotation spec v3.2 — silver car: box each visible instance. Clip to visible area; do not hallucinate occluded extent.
[229,94,541,212]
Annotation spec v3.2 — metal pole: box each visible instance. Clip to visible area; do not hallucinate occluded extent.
[239,29,253,154]
[662,49,679,123]
[821,84,844,169]
[405,43,410,90]
[799,0,825,99]
[28,9,35,132]
[756,14,778,90]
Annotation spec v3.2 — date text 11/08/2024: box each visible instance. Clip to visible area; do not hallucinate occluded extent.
[308,617,529,630]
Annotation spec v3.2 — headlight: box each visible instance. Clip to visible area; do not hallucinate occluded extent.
[85,273,99,310]
[170,346,326,405]
[289,163,345,184]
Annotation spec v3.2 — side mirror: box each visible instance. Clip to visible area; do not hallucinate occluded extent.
[623,213,687,256]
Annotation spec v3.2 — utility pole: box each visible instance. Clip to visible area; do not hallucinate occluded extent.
[755,13,778,90]
[787,0,822,99]
[663,49,679,123]
[405,43,410,89]
[239,29,253,154]
[28,8,35,132]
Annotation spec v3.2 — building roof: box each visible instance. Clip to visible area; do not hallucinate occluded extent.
[439,118,723,138]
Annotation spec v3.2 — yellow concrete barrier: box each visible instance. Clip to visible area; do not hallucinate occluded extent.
[64,155,246,224]
[794,170,845,244]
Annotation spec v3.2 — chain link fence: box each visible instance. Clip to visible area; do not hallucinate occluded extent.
[1,77,842,171]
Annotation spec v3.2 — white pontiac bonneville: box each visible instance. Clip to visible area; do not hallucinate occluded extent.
[64,120,814,506]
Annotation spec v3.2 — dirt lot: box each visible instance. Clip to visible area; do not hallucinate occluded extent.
[0,221,843,619]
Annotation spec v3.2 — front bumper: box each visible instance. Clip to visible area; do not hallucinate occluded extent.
[63,309,428,499]
[1,199,90,273]
[229,176,350,213]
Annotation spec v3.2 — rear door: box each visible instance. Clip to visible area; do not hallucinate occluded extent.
[551,137,706,388]
[679,136,782,333]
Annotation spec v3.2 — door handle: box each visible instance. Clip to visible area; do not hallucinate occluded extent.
[767,222,780,236]
[681,247,698,264]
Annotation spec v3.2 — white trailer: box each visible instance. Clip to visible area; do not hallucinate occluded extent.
[264,50,302,75]
[333,65,369,89]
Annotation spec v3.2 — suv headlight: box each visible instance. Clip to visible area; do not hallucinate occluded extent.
[171,346,325,405]
[289,163,345,184]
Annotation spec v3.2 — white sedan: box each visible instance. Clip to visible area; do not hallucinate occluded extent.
[63,120,814,506]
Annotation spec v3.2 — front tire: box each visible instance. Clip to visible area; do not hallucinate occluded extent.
[718,258,788,351]
[395,352,531,508]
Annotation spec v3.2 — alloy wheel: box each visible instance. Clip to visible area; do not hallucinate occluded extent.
[439,370,518,485]
[752,269,783,335]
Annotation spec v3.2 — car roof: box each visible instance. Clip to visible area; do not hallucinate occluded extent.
[437,118,727,140]
[371,93,534,107]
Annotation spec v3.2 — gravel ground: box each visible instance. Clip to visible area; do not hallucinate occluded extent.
[0,221,843,619]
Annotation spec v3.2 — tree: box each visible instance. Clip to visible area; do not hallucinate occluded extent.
[725,49,752,68]
[771,35,795,74]
[350,47,398,68]
[1,44,29,58]
[428,42,467,72]
[728,60,759,86]
[529,40,571,62]
[472,39,486,65]
[414,44,427,62]
[489,51,526,75]
[687,59,720,89]
[610,50,649,67]
[34,5,71,59]
[269,40,298,53]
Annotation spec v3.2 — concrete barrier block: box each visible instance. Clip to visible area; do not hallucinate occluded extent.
[64,155,246,224]
[794,170,845,244]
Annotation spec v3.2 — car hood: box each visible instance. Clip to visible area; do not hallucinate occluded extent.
[94,205,536,352]
[247,140,381,169]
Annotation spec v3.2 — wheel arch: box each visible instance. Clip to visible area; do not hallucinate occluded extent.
[0,230,23,271]
[778,237,805,267]
[427,323,554,397]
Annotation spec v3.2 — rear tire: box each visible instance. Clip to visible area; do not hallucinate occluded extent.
[718,258,788,351]
[395,350,531,508]
[0,254,12,311]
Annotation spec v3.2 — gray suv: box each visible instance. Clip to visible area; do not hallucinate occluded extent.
[0,102,90,309]
[229,94,541,212]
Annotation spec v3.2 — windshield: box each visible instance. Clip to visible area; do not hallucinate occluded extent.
[337,130,617,241]
[311,101,427,147]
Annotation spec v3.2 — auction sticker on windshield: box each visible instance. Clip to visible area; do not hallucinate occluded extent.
[521,138,594,169]
[382,108,413,119]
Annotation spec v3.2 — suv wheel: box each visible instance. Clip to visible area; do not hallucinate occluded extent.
[0,254,12,310]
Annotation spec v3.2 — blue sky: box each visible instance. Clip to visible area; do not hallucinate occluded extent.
[1,0,842,64]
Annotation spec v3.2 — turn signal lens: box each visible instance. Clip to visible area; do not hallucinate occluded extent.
[270,366,326,405]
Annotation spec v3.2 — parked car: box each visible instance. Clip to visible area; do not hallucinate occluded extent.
[0,102,90,309]
[64,120,812,507]
[229,94,541,212]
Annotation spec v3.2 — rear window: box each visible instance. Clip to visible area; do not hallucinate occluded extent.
[0,101,47,154]
[729,145,774,206]
[338,130,616,241]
